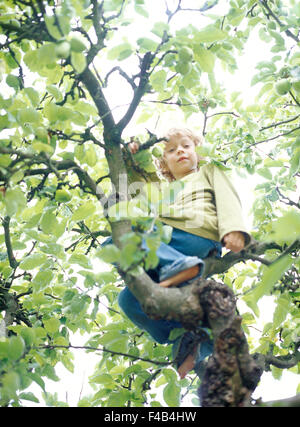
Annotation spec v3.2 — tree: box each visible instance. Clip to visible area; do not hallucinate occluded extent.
[0,0,299,407]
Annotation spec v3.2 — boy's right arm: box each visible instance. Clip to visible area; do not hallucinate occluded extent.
[124,141,160,184]
[128,141,140,154]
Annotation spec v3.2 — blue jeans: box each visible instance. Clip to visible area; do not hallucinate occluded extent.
[117,227,222,360]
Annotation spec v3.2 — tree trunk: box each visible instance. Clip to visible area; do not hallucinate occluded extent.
[122,272,263,406]
[197,279,263,407]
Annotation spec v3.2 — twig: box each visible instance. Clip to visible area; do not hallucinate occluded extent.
[276,187,300,209]
[259,0,299,43]
[104,66,137,90]
[37,344,170,366]
[259,114,300,132]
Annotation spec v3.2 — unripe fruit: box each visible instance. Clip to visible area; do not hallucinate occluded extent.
[55,41,71,59]
[70,35,87,52]
[152,146,164,158]
[175,62,192,75]
[275,79,291,95]
[178,46,193,61]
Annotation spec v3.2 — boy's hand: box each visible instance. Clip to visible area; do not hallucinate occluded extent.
[128,141,139,154]
[223,231,245,253]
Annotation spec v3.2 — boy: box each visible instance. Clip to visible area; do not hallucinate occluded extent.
[118,128,250,379]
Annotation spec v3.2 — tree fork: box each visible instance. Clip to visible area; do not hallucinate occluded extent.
[122,271,204,329]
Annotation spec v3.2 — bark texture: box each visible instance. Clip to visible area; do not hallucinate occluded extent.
[197,279,263,407]
[123,273,263,407]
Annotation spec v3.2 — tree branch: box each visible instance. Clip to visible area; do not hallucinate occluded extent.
[37,343,170,366]
[0,146,108,207]
[79,67,116,132]
[202,240,285,278]
[117,52,154,133]
[2,216,19,269]
[259,0,299,43]
[259,114,300,132]
[104,66,137,90]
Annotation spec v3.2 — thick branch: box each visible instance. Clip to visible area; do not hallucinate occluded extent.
[117,52,154,133]
[202,240,284,278]
[79,68,115,132]
[254,349,300,371]
[2,216,19,269]
[122,270,204,330]
[197,280,263,407]
[0,146,108,206]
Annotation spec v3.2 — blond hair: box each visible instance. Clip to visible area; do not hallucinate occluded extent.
[157,128,203,181]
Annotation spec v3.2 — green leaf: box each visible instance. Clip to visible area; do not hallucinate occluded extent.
[71,51,87,74]
[19,392,40,403]
[248,256,294,303]
[70,295,87,313]
[97,244,121,263]
[195,25,228,43]
[32,269,54,291]
[163,381,181,407]
[6,74,20,90]
[267,211,300,243]
[46,84,63,102]
[137,37,158,52]
[19,253,48,270]
[37,43,57,67]
[24,87,40,107]
[150,69,167,92]
[20,327,36,347]
[40,211,59,235]
[71,201,96,222]
[8,336,25,361]
[135,4,149,18]
[273,295,291,329]
[28,372,46,391]
[4,188,27,217]
[257,167,273,180]
[194,46,216,73]
[2,371,20,397]
[120,242,144,270]
[151,21,169,37]
[69,253,92,269]
[42,364,60,381]
[168,328,185,341]
[44,318,60,334]
[44,15,62,40]
[243,292,260,317]
[107,43,133,60]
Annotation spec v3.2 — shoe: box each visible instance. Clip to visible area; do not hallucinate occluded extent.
[172,329,211,372]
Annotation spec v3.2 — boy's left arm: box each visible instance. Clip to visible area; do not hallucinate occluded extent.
[212,166,251,252]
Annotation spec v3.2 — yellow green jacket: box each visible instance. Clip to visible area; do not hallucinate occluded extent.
[157,163,251,245]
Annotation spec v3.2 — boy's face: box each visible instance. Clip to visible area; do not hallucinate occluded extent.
[163,134,198,180]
